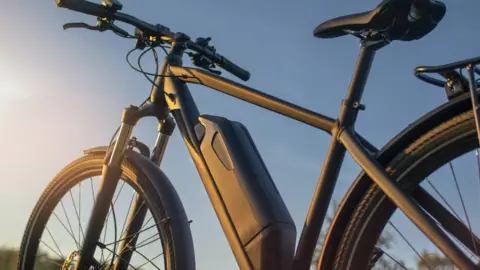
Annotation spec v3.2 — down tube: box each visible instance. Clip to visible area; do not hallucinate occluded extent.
[339,128,477,269]
[163,75,256,269]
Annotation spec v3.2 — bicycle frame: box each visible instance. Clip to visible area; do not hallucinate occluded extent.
[163,39,475,269]
[76,39,477,269]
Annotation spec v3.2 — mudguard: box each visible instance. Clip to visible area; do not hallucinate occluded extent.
[83,146,196,270]
[318,93,474,269]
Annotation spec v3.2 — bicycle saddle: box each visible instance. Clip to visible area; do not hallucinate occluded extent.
[313,0,446,41]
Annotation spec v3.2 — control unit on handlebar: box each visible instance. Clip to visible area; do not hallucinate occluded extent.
[55,0,251,81]
[102,0,122,11]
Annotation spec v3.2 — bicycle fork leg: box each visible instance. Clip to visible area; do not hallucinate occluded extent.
[75,107,137,270]
[339,128,477,269]
[113,117,175,270]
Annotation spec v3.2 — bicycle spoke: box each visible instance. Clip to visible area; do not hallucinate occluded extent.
[45,257,63,267]
[119,191,136,239]
[102,181,126,247]
[104,201,119,266]
[69,189,85,243]
[79,181,82,243]
[388,221,431,269]
[90,177,96,204]
[449,162,478,255]
[124,200,147,236]
[52,212,81,249]
[90,176,107,262]
[133,248,162,270]
[100,251,105,267]
[45,226,65,259]
[59,200,78,247]
[113,181,126,206]
[104,218,169,246]
[135,232,160,248]
[136,252,164,269]
[136,235,161,250]
[141,215,154,230]
[101,183,124,261]
[425,177,462,221]
[374,246,408,270]
[101,245,139,270]
[117,200,149,256]
[40,240,64,261]
[434,220,478,259]
[413,187,480,257]
[101,209,110,262]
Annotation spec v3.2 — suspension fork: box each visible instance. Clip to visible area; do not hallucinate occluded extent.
[75,106,138,270]
[113,116,176,270]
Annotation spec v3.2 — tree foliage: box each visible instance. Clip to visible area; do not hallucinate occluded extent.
[0,246,63,270]
[0,246,147,270]
[417,250,454,270]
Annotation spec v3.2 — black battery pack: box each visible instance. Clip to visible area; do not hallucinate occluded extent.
[195,115,296,269]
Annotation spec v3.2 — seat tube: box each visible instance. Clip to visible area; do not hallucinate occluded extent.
[293,41,378,269]
[338,43,376,128]
[75,106,139,270]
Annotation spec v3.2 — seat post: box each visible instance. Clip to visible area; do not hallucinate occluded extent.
[337,38,388,129]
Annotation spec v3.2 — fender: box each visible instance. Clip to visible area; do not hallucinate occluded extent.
[83,146,196,270]
[318,93,474,269]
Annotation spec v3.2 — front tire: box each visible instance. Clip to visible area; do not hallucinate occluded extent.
[17,152,191,270]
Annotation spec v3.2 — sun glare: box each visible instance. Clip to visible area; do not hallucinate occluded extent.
[0,71,25,106]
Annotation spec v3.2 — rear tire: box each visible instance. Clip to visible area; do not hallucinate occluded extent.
[332,110,479,269]
[17,152,189,270]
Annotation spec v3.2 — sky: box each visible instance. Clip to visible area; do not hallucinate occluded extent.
[1,0,480,269]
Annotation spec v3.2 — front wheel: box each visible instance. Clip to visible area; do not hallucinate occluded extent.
[333,110,480,269]
[18,152,189,270]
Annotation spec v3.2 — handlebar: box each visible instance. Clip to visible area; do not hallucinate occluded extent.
[55,0,250,81]
[56,0,175,37]
[56,0,107,17]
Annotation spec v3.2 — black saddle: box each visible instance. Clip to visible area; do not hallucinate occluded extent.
[314,0,446,42]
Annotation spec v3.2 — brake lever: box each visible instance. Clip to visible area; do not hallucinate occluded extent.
[63,22,100,31]
[109,23,130,37]
[65,20,132,39]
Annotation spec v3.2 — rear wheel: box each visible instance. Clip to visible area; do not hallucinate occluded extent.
[18,153,182,270]
[334,110,480,269]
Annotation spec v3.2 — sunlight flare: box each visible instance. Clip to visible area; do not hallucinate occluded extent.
[0,69,27,106]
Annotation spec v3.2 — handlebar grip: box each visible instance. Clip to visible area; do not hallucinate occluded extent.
[217,56,250,81]
[56,0,109,17]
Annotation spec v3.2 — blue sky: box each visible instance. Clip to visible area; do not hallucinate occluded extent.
[1,0,480,269]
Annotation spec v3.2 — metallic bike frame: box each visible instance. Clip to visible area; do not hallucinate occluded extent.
[165,39,475,268]
[76,39,476,269]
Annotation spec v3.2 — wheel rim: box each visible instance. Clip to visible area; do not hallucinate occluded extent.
[20,160,169,270]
